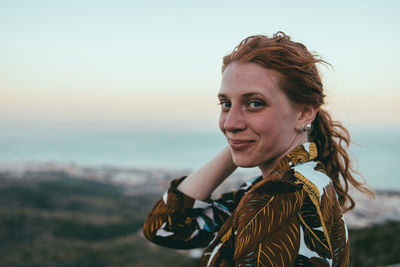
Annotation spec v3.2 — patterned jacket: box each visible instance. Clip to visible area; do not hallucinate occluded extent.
[143,142,349,266]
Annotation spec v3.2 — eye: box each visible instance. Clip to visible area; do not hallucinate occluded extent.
[248,100,265,110]
[219,101,231,111]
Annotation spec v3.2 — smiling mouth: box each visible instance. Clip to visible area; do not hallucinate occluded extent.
[228,139,256,151]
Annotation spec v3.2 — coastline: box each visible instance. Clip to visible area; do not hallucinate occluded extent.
[1,161,399,229]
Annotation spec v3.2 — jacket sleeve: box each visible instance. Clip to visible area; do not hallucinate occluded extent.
[142,176,261,249]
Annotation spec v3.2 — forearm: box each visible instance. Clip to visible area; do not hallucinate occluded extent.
[143,177,217,249]
[177,146,237,200]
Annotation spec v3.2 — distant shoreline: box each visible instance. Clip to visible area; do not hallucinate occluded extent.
[1,161,400,230]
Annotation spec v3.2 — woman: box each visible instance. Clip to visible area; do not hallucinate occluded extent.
[142,32,373,266]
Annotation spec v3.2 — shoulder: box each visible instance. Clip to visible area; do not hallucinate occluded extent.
[231,175,307,260]
[234,167,309,214]
[292,161,347,261]
[232,160,335,241]
[233,174,307,234]
[290,160,340,227]
[291,161,332,200]
[232,159,338,237]
[291,160,341,224]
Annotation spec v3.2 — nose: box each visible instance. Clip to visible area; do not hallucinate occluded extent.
[222,106,246,132]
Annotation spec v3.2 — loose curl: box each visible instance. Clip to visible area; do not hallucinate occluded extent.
[222,31,374,212]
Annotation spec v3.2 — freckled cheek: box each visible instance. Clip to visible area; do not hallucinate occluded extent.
[250,118,281,145]
[251,116,276,133]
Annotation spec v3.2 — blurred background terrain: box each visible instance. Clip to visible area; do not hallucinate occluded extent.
[0,169,198,267]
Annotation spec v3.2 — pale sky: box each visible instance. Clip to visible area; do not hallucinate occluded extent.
[1,0,400,132]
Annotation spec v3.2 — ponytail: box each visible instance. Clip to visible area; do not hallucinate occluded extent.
[311,109,374,212]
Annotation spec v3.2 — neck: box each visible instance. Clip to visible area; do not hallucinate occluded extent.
[259,133,308,179]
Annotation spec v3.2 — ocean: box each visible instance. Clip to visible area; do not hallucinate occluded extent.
[0,127,399,191]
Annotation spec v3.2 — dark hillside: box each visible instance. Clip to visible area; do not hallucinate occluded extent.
[349,221,400,267]
[0,172,196,266]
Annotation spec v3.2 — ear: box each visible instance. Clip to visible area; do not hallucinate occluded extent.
[296,105,318,132]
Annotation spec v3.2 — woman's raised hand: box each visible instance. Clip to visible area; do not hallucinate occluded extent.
[177,146,237,200]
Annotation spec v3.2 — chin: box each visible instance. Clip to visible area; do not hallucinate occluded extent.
[232,156,258,168]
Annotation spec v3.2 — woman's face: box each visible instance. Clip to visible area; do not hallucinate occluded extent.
[218,62,304,170]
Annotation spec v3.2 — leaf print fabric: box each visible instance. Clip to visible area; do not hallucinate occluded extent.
[142,142,350,266]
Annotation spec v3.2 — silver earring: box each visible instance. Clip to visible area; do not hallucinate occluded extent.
[302,123,312,132]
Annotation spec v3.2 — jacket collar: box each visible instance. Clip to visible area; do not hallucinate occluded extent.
[274,142,318,172]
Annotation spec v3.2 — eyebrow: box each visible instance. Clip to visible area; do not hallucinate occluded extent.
[218,92,264,98]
